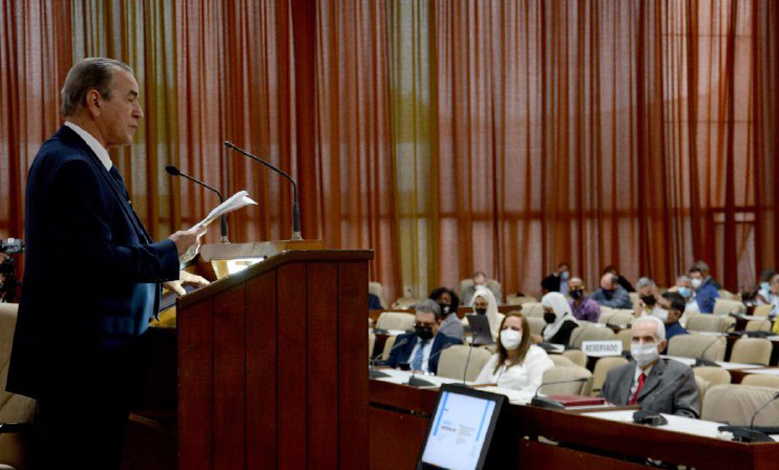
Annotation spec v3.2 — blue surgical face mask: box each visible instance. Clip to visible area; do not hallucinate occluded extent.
[761,282,770,292]
[678,287,692,299]
[560,271,570,280]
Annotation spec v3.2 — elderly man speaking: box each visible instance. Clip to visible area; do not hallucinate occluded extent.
[7,57,208,470]
[601,316,700,418]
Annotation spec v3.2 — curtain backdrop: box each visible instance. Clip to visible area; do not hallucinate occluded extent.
[1,1,777,301]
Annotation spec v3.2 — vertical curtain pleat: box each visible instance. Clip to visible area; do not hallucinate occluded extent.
[0,0,777,301]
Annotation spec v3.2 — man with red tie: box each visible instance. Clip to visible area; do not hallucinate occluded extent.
[601,316,700,418]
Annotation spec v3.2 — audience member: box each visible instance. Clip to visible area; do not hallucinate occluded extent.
[474,312,554,395]
[386,303,462,374]
[688,261,719,314]
[428,289,464,340]
[763,273,779,317]
[429,287,459,316]
[601,316,699,418]
[540,262,570,296]
[470,287,505,340]
[755,269,776,306]
[461,271,502,306]
[568,277,601,322]
[541,292,580,345]
[636,277,664,318]
[591,273,633,309]
[659,292,688,351]
[602,265,635,292]
[368,293,383,310]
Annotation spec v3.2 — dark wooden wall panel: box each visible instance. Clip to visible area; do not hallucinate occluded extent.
[212,285,247,470]
[245,272,279,469]
[338,261,369,469]
[306,262,339,469]
[178,297,214,470]
[278,262,308,470]
[369,408,427,470]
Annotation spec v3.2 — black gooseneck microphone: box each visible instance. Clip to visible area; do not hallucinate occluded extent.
[223,141,302,240]
[165,165,229,243]
[718,391,779,442]
[530,377,590,409]
[693,328,734,367]
[405,342,456,388]
[369,337,409,379]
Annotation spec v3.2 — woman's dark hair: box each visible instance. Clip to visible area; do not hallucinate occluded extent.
[429,287,459,318]
[493,312,531,374]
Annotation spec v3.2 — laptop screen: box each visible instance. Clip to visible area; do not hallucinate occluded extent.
[418,385,505,470]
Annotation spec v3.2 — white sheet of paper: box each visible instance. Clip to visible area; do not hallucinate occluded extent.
[180,190,258,265]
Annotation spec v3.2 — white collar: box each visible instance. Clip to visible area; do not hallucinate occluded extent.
[635,362,654,381]
[64,121,112,171]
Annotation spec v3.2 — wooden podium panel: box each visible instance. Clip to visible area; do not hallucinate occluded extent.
[178,250,372,470]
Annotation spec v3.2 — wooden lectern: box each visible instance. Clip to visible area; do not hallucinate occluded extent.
[176,243,373,470]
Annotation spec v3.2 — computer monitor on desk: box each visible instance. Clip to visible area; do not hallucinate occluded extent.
[418,384,506,470]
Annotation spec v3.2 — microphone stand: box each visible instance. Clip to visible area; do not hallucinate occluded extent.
[369,338,408,379]
[461,340,476,385]
[530,378,589,409]
[405,342,454,388]
[718,392,779,442]
[694,327,733,367]
[224,141,302,240]
[166,165,229,243]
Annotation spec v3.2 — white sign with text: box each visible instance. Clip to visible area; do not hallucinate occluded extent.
[582,340,623,357]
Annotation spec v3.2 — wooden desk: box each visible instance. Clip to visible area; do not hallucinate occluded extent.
[369,379,779,470]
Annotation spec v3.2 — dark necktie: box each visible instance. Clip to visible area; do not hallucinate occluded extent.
[108,166,151,243]
[109,166,130,201]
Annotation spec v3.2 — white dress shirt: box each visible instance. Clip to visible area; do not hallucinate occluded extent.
[474,345,554,394]
[64,121,112,170]
[408,336,434,373]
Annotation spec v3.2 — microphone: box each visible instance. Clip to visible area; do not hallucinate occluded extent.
[461,341,476,385]
[693,330,732,367]
[718,391,779,442]
[405,342,455,388]
[224,141,302,240]
[166,165,229,243]
[530,377,590,409]
[369,337,408,379]
[750,391,779,429]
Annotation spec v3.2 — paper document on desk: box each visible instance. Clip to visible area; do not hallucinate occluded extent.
[180,190,258,266]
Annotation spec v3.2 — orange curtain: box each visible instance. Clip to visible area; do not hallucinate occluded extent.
[0,0,71,243]
[1,0,778,301]
[427,0,779,295]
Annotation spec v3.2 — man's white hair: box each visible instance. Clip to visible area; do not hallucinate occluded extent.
[633,316,666,341]
[636,277,656,289]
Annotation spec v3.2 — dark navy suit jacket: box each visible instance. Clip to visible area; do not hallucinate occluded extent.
[7,126,180,399]
[387,332,462,375]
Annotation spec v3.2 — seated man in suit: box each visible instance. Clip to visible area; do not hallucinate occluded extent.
[461,271,502,306]
[660,291,689,350]
[591,273,634,310]
[387,299,462,375]
[601,316,699,418]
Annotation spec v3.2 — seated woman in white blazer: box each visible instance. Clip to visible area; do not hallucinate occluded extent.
[474,312,554,395]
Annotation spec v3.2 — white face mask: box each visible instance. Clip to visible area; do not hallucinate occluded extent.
[691,278,702,289]
[500,329,522,350]
[654,309,669,322]
[631,342,659,367]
